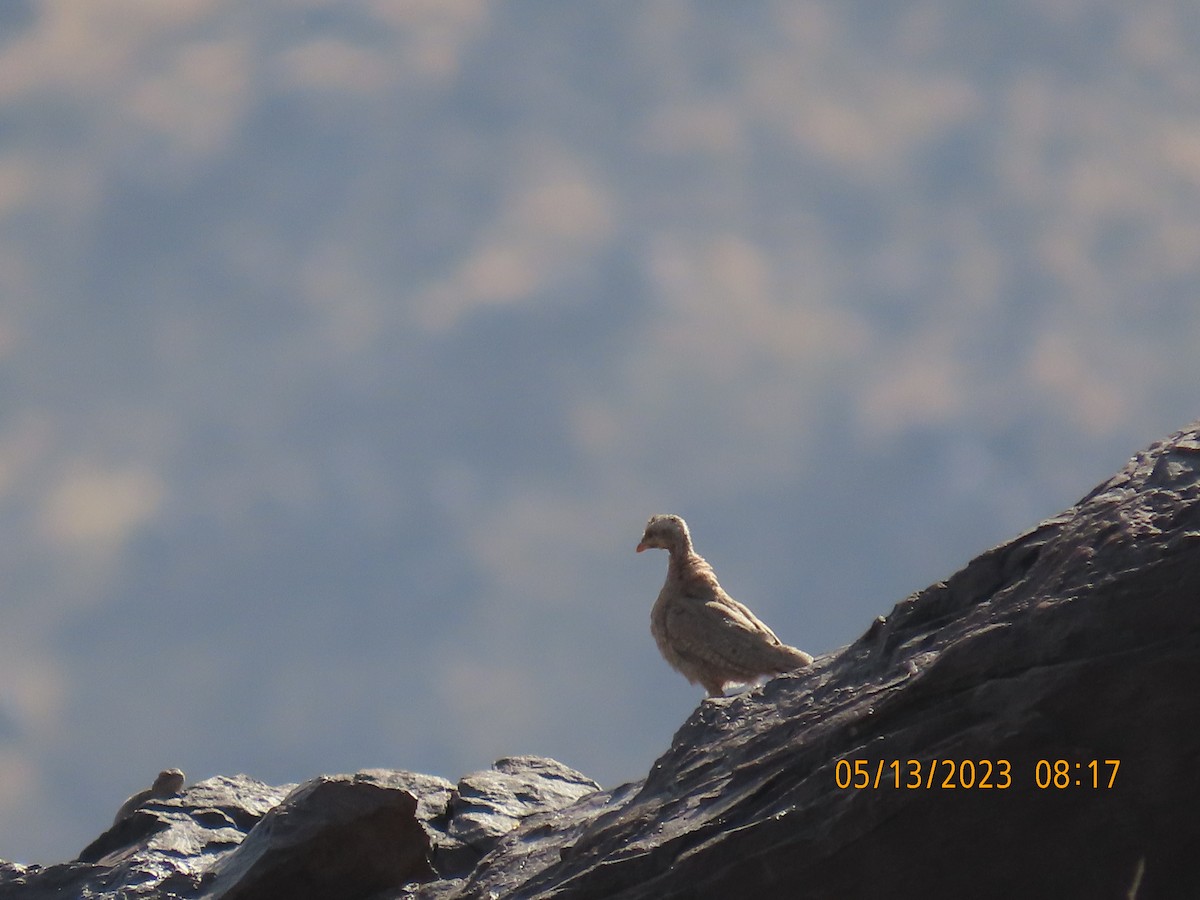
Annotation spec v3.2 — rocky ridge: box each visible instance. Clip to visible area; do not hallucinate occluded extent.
[3,422,1199,899]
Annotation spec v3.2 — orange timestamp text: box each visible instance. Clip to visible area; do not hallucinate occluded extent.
[834,758,1120,790]
[835,758,1013,790]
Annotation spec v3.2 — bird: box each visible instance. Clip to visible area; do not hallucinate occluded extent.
[637,513,813,697]
[111,768,186,827]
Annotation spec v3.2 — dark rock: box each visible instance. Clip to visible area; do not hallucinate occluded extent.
[79,774,290,869]
[202,772,435,900]
[6,422,1200,899]
[0,860,26,882]
[353,770,464,878]
[444,757,600,857]
[2,775,289,899]
[403,782,641,900]
[0,760,597,900]
[175,774,296,833]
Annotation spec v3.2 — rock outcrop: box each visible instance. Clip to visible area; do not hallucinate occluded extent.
[0,760,598,900]
[4,422,1199,899]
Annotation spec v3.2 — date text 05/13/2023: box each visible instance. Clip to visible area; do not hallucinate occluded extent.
[833,759,1120,790]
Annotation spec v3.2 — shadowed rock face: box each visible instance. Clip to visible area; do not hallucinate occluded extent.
[202,773,435,900]
[4,423,1199,900]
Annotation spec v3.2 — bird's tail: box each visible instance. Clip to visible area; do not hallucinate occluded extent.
[773,643,814,670]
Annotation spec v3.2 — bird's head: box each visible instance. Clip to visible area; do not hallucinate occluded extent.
[636,513,692,553]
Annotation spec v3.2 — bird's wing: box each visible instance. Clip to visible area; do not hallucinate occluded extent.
[663,593,784,673]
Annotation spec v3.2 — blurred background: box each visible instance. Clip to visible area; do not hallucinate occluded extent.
[1,1,1198,863]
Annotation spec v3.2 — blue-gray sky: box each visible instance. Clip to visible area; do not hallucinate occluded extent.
[2,1,1198,863]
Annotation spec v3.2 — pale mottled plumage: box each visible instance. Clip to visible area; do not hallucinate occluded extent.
[112,768,186,827]
[637,514,813,696]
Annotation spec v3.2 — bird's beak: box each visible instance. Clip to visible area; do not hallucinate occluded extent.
[636,541,647,553]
